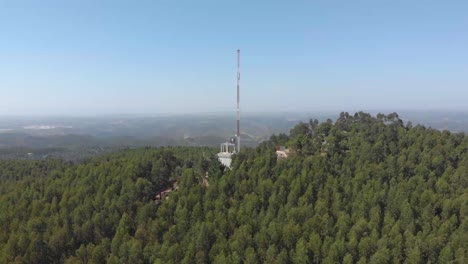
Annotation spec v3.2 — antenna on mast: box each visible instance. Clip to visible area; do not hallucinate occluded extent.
[216,50,241,168]
[236,49,241,152]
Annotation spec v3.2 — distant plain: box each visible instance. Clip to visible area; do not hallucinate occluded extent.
[1,111,467,161]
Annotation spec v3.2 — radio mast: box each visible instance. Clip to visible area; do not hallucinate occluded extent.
[236,49,241,152]
[216,50,241,168]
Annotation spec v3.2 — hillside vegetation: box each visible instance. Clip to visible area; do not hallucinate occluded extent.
[0,112,467,263]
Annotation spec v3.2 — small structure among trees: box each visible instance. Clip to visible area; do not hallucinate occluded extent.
[275,146,290,159]
[217,141,236,168]
[154,181,178,204]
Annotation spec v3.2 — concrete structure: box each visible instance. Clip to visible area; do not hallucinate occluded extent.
[217,142,236,168]
[275,146,290,159]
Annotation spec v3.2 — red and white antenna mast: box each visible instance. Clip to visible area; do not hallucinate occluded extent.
[236,49,241,152]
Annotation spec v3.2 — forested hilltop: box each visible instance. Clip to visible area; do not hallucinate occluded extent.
[0,112,467,263]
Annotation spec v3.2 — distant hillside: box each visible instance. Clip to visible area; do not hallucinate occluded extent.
[1,112,466,161]
[0,114,303,160]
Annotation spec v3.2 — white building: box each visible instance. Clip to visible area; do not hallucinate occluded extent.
[217,142,236,168]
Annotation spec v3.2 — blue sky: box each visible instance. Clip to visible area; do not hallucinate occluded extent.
[1,0,467,115]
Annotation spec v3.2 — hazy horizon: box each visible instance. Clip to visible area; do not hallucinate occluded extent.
[1,1,468,115]
[1,108,468,118]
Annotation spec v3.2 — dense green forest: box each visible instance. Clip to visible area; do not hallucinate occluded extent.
[0,112,467,263]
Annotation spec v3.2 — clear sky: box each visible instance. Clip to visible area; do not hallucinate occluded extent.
[1,0,467,115]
